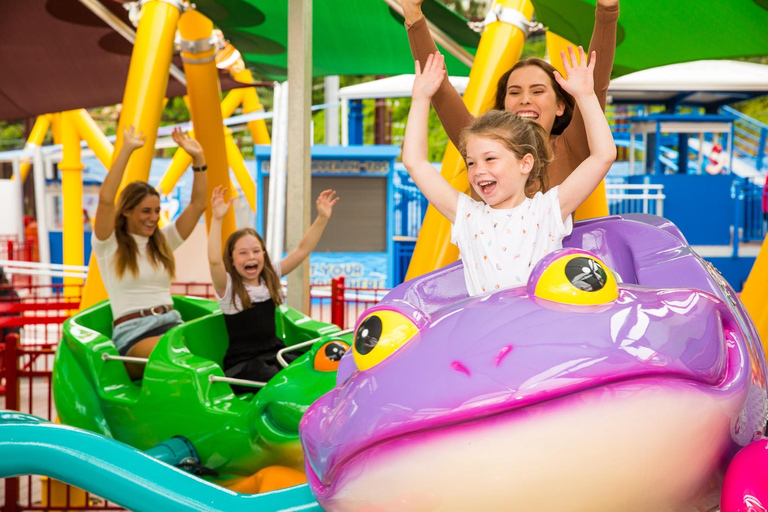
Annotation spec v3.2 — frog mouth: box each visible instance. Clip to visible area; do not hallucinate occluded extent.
[304,377,744,510]
[260,402,306,440]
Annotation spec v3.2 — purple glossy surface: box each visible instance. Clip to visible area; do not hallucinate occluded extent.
[301,215,768,505]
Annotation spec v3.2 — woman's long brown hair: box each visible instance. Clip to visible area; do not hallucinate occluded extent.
[223,228,283,309]
[113,181,175,279]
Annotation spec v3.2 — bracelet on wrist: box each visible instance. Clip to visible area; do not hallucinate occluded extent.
[192,164,207,172]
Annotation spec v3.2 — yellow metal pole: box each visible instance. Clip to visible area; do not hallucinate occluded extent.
[225,128,256,212]
[19,116,52,182]
[546,31,608,221]
[50,113,62,145]
[71,109,114,171]
[406,0,534,281]
[59,111,85,299]
[178,9,235,240]
[81,0,182,311]
[158,89,256,195]
[115,0,181,185]
[234,69,271,145]
[221,88,246,118]
[740,235,768,353]
[158,133,195,195]
[158,150,193,195]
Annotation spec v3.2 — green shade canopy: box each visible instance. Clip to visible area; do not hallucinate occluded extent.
[194,0,479,79]
[531,0,768,77]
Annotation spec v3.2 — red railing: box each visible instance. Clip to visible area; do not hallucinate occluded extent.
[0,236,39,290]
[170,278,388,330]
[0,284,121,511]
[0,277,388,511]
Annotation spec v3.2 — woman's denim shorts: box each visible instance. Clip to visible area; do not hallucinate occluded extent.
[113,310,183,356]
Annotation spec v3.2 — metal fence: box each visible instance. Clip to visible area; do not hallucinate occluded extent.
[732,177,768,244]
[605,183,666,216]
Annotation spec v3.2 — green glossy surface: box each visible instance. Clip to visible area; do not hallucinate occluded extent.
[192,0,477,79]
[53,296,350,481]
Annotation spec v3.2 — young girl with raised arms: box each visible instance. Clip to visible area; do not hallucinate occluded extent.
[402,47,616,296]
[207,186,339,392]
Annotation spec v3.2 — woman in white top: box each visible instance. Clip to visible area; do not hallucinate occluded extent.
[92,125,207,378]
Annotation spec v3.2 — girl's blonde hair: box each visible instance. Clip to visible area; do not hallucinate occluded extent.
[459,110,554,198]
[114,181,175,279]
[223,228,283,309]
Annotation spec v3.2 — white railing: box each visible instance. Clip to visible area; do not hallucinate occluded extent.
[0,259,88,280]
[605,183,665,217]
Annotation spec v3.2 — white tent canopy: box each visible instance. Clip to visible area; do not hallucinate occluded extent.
[337,60,768,145]
[608,60,768,106]
[339,74,469,145]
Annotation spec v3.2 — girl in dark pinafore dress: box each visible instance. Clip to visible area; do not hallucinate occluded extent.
[207,186,339,393]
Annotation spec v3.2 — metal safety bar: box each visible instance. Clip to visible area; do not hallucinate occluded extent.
[275,329,354,368]
[101,353,149,364]
[208,374,266,388]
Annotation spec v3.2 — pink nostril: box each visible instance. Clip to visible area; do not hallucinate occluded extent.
[495,345,513,366]
[451,361,471,377]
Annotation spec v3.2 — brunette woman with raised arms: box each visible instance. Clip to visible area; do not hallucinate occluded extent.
[401,0,618,188]
[93,126,207,378]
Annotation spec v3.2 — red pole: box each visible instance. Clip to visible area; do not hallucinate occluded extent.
[0,333,21,510]
[331,276,345,329]
[3,475,20,512]
[3,333,19,411]
[0,343,4,396]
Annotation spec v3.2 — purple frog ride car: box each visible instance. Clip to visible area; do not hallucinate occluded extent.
[299,214,768,512]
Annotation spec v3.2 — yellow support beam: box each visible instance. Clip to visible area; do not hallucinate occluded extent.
[50,113,62,146]
[740,234,768,353]
[406,0,534,281]
[221,88,246,118]
[546,31,608,221]
[225,128,256,212]
[116,0,181,185]
[178,9,235,241]
[59,111,85,299]
[158,88,257,197]
[158,131,195,195]
[81,0,182,311]
[18,116,52,182]
[234,68,271,145]
[71,109,114,171]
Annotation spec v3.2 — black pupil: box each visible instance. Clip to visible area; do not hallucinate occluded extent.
[564,257,607,292]
[355,316,382,355]
[324,342,347,361]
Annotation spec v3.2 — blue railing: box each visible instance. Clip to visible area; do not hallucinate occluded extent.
[721,106,768,173]
[393,167,428,238]
[732,177,767,246]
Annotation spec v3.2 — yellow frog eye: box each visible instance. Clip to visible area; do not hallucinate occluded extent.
[313,341,350,373]
[534,253,618,305]
[353,310,419,371]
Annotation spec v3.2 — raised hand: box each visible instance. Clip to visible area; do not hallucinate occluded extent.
[412,52,446,102]
[210,185,233,220]
[172,126,204,161]
[122,125,145,152]
[402,0,426,24]
[316,189,339,219]
[553,46,596,100]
